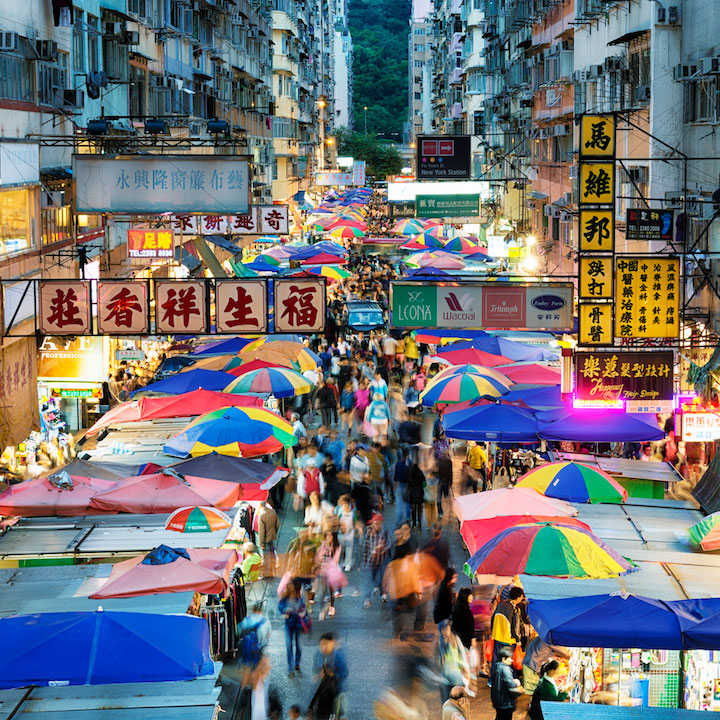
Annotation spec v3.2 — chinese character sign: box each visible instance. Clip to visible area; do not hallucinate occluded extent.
[579,163,615,206]
[128,228,174,259]
[39,281,91,335]
[274,279,326,333]
[579,210,614,252]
[155,280,207,334]
[315,171,353,186]
[97,281,149,334]
[216,280,267,333]
[200,215,229,235]
[0,337,39,451]
[258,206,289,234]
[615,257,680,338]
[575,351,673,402]
[579,115,616,159]
[73,155,249,214]
[231,212,258,234]
[579,257,613,299]
[682,413,720,442]
[172,215,199,235]
[626,208,674,242]
[578,302,613,346]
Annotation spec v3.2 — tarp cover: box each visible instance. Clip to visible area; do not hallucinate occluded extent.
[443,404,539,443]
[0,610,214,688]
[131,369,235,397]
[168,452,288,489]
[453,487,576,524]
[538,411,665,442]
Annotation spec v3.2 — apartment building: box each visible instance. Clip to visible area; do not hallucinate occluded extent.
[408,0,433,140]
[333,0,353,130]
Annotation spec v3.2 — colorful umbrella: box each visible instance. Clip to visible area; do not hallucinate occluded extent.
[443,236,485,253]
[410,229,445,248]
[165,506,233,533]
[224,366,313,398]
[241,340,320,371]
[305,265,352,280]
[392,218,425,235]
[328,226,364,239]
[399,238,433,251]
[454,487,577,523]
[497,363,562,385]
[688,513,720,551]
[178,354,237,373]
[443,403,539,443]
[229,349,295,369]
[516,462,628,504]
[419,253,465,270]
[419,370,509,405]
[299,252,348,265]
[164,406,295,458]
[427,363,512,388]
[224,358,287,376]
[434,346,514,366]
[466,522,636,579]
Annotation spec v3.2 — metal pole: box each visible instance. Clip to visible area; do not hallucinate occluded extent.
[364,106,368,134]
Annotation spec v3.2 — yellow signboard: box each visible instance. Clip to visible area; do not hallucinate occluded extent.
[615,257,680,338]
[579,209,614,253]
[580,115,616,158]
[579,257,613,299]
[580,163,615,206]
[578,302,613,345]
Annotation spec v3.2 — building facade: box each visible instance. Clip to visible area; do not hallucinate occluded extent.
[408,0,433,140]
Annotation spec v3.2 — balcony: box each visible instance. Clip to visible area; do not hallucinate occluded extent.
[451,102,463,118]
[273,54,298,74]
[450,67,464,85]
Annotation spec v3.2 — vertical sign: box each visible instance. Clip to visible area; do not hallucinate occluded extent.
[579,257,613,299]
[274,278,326,333]
[97,281,149,334]
[154,280,208,334]
[215,280,268,333]
[352,160,366,186]
[39,281,92,335]
[578,302,613,346]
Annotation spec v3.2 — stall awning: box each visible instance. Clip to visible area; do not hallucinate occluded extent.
[541,703,711,719]
[204,234,242,255]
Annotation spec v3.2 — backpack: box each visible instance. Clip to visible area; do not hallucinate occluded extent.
[238,619,264,666]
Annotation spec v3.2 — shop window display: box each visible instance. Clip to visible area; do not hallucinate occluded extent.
[0,188,32,256]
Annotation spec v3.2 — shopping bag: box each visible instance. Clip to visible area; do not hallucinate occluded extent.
[484,638,494,663]
[512,642,525,671]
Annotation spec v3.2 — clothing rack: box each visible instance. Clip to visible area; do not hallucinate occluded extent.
[198,569,248,659]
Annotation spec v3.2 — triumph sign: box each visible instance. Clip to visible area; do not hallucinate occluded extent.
[390,282,573,331]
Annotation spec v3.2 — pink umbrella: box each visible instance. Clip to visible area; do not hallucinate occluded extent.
[498,364,561,385]
[418,253,465,270]
[454,487,577,523]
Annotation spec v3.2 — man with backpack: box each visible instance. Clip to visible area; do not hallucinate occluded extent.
[236,603,271,668]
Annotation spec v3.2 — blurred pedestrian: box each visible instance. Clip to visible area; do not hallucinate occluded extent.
[434,567,457,625]
[257,499,279,578]
[233,655,282,720]
[491,647,524,720]
[278,581,307,677]
[363,512,392,607]
[442,687,470,720]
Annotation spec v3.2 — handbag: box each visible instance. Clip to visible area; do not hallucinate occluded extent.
[299,613,313,634]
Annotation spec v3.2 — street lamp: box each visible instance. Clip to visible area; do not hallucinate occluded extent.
[363,106,368,135]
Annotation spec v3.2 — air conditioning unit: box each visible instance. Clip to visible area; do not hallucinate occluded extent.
[573,69,588,82]
[189,122,203,137]
[700,56,720,75]
[635,84,651,102]
[624,166,648,184]
[41,190,65,208]
[0,31,20,52]
[35,40,58,61]
[568,166,578,180]
[560,212,572,223]
[151,75,171,88]
[589,64,602,78]
[104,22,123,36]
[555,123,570,136]
[605,56,623,71]
[544,204,554,217]
[120,30,140,45]
[546,88,560,106]
[664,191,683,209]
[674,63,697,80]
[552,207,563,218]
[62,89,84,107]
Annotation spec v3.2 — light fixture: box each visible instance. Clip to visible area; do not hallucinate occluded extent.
[144,118,167,134]
[87,118,109,135]
[207,118,229,135]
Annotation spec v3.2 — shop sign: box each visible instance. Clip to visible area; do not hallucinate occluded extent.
[215,280,268,333]
[573,397,624,410]
[97,281,149,335]
[38,336,104,382]
[128,228,174,260]
[679,348,716,393]
[274,279,326,333]
[575,351,674,402]
[258,205,289,234]
[73,155,250,214]
[579,115,616,159]
[51,386,102,399]
[626,208,674,242]
[416,135,471,180]
[352,160,366,186]
[579,257,613,299]
[115,349,145,361]
[0,143,39,186]
[39,281,92,336]
[154,280,208,334]
[0,337,40,449]
[390,282,573,331]
[626,400,674,413]
[315,171,353,186]
[416,194,480,218]
[615,256,680,339]
[682,413,720,442]
[579,209,614,253]
[200,215,229,235]
[578,302,613,346]
[579,163,615,206]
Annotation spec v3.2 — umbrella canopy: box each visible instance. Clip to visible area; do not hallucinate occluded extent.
[191,337,255,355]
[243,259,281,273]
[412,228,445,245]
[0,473,118,517]
[241,340,320,371]
[443,403,539,443]
[415,329,491,344]
[404,267,451,279]
[224,366,313,398]
[178,354,239,372]
[436,348,513,367]
[225,358,286,375]
[461,515,592,556]
[299,252,348,265]
[164,406,295,459]
[90,546,237,598]
[438,337,558,362]
[497,363,561,385]
[328,226,364,239]
[86,390,261,436]
[154,355,197,374]
[688,513,720,551]
[503,384,564,409]
[453,487,576,523]
[0,611,214,689]
[132,369,236,397]
[263,245,296,259]
[466,522,636,578]
[427,363,513,388]
[167,452,287,489]
[305,265,352,280]
[40,459,139,482]
[419,253,466,270]
[538,410,665,442]
[166,506,233,533]
[228,349,296,369]
[443,236,487,254]
[420,370,509,406]
[516,462,628,504]
[289,241,348,258]
[392,218,426,235]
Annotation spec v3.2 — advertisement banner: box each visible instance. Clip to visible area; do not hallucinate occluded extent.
[39,281,92,336]
[416,135,471,180]
[128,228,174,259]
[73,155,250,213]
[615,256,680,339]
[258,205,289,234]
[274,279,326,333]
[682,413,720,442]
[575,351,674,402]
[579,209,614,253]
[38,336,104,382]
[154,280,208,334]
[0,337,40,449]
[390,282,573,331]
[216,280,268,333]
[578,302,613,346]
[352,160,366,186]
[416,194,480,218]
[626,208,674,242]
[579,162,615,206]
[579,257,613,299]
[97,281,149,335]
[579,115,616,159]
[315,171,353,186]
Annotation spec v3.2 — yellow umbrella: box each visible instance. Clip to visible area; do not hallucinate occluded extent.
[178,355,238,373]
[241,340,320,372]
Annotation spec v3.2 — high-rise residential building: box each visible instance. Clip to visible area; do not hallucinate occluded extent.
[408,0,433,140]
[333,0,353,130]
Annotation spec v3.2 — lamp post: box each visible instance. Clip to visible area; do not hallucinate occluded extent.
[363,106,368,135]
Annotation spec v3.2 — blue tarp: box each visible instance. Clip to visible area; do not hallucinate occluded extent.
[504,384,564,409]
[538,410,665,442]
[204,234,242,255]
[443,403,539,443]
[132,369,234,396]
[0,611,214,689]
[529,594,720,650]
[141,545,190,565]
[191,337,255,355]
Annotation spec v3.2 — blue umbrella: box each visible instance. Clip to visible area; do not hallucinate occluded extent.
[290,241,348,259]
[404,267,450,279]
[132,369,235,397]
[504,384,564,409]
[154,355,197,373]
[191,337,255,355]
[243,260,280,272]
[538,410,665,442]
[443,403,539,443]
[439,337,557,362]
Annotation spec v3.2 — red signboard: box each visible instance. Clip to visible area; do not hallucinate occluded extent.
[421,140,438,156]
[154,280,207,334]
[128,229,174,259]
[39,281,92,335]
[274,279,326,333]
[481,287,526,327]
[215,280,268,333]
[438,140,455,156]
[97,281,149,334]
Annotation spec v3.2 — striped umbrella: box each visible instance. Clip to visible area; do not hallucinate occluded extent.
[165,506,233,533]
[410,229,445,248]
[225,350,295,370]
[392,218,425,235]
[419,370,509,406]
[305,265,352,281]
[328,226,365,239]
[443,236,488,254]
[516,462,628,504]
[224,366,313,398]
[688,513,720,551]
[427,364,514,386]
[241,339,320,372]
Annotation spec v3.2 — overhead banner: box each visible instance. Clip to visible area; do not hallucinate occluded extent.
[257,205,289,234]
[73,155,250,214]
[390,282,573,331]
[155,280,208,334]
[626,208,674,242]
[215,280,268,333]
[615,256,680,339]
[578,302,613,346]
[416,194,480,218]
[128,229,174,260]
[38,336,104,382]
[39,281,92,336]
[0,337,40,449]
[575,351,674,402]
[97,281,150,335]
[274,279,326,333]
[417,135,471,180]
[315,171,353,186]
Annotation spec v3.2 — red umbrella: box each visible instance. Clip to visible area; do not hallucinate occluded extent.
[438,348,512,367]
[85,390,263,436]
[225,359,287,377]
[299,253,348,265]
[90,548,238,598]
[460,515,591,555]
[498,364,561,385]
[89,470,242,514]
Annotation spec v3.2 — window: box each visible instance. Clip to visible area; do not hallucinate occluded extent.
[129,0,151,21]
[102,37,128,80]
[414,60,425,68]
[414,44,424,52]
[129,65,146,116]
[473,110,483,135]
[414,92,421,99]
[73,12,85,73]
[0,55,33,102]
[87,15,99,73]
[37,61,67,106]
[0,188,32,256]
[685,78,719,123]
